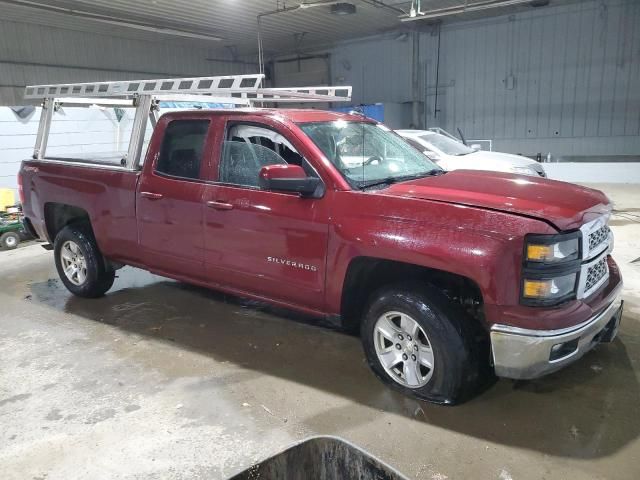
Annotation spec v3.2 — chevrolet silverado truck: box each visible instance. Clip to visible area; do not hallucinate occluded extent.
[19,83,623,404]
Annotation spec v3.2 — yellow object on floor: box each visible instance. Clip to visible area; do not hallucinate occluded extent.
[0,189,15,211]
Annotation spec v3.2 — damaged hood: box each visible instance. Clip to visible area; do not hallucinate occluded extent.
[383,170,611,230]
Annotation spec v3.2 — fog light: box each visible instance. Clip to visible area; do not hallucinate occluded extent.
[549,339,579,361]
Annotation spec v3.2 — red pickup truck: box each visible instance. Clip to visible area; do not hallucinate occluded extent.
[20,108,623,404]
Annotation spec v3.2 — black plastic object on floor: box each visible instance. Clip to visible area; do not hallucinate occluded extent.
[228,436,409,480]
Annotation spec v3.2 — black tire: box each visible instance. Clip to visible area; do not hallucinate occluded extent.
[0,232,20,250]
[361,282,488,405]
[54,224,115,298]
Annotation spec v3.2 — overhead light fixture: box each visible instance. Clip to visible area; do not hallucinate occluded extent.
[409,0,421,17]
[330,2,356,15]
[94,18,224,41]
[401,0,536,22]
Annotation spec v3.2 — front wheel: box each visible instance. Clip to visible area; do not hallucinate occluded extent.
[54,224,115,298]
[0,232,20,250]
[361,283,486,405]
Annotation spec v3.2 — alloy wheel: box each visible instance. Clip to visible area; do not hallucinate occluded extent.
[60,240,88,286]
[373,311,435,388]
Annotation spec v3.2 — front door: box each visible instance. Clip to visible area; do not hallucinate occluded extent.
[202,118,330,311]
[136,116,212,280]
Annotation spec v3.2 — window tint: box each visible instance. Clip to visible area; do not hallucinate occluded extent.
[219,141,287,187]
[156,120,209,179]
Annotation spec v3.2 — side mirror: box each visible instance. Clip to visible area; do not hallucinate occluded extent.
[470,144,482,151]
[258,164,322,198]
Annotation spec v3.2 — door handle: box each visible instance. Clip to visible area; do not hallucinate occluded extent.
[207,200,234,210]
[140,191,163,200]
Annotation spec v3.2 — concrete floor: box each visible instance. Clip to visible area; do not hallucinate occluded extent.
[1,183,639,480]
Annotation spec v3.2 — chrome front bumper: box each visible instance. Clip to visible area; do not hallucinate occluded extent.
[490,296,623,379]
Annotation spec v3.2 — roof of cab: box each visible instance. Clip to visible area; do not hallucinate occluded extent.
[163,108,374,124]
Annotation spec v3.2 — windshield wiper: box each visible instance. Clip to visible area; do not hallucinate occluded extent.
[358,170,445,190]
[357,176,402,190]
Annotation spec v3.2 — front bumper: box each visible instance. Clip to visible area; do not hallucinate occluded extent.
[490,295,623,379]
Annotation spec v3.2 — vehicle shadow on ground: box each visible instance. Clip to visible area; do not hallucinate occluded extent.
[29,267,640,459]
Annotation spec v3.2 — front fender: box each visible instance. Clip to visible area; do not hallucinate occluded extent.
[325,191,556,314]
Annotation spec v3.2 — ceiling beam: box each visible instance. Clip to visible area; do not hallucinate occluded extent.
[0,0,224,41]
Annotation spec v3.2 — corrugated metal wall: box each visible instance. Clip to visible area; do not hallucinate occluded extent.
[0,20,251,106]
[329,0,640,156]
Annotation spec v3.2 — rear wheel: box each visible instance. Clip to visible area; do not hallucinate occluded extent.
[54,224,115,298]
[361,283,486,405]
[0,232,20,250]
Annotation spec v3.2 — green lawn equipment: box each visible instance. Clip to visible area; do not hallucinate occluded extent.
[0,206,30,250]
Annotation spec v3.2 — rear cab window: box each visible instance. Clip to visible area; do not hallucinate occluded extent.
[156,119,210,180]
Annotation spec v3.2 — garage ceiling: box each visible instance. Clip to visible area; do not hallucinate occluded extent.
[0,0,575,56]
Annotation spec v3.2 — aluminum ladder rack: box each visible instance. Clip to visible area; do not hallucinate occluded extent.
[25,74,352,169]
[24,74,352,103]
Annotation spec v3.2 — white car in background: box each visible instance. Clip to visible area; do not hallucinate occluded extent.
[396,129,546,177]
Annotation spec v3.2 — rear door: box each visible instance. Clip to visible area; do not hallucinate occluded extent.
[136,115,212,280]
[201,116,330,311]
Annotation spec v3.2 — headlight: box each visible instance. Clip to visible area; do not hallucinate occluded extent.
[522,273,577,302]
[525,232,580,264]
[521,232,582,306]
[511,166,537,176]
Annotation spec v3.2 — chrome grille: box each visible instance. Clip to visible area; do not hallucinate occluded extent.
[575,216,612,299]
[584,255,609,295]
[589,225,609,252]
[580,216,612,261]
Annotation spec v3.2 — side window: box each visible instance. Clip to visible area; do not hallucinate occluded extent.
[219,141,287,187]
[156,120,209,180]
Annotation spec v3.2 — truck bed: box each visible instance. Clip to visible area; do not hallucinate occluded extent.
[21,159,140,263]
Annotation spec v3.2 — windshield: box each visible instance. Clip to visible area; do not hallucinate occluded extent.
[299,121,442,188]
[419,133,474,156]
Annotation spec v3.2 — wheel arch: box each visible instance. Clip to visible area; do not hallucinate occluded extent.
[339,256,485,334]
[44,202,93,243]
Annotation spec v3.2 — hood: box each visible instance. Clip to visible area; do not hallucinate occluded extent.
[466,150,538,168]
[383,170,610,230]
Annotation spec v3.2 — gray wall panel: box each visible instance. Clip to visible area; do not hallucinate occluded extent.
[326,0,639,156]
[0,20,249,106]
